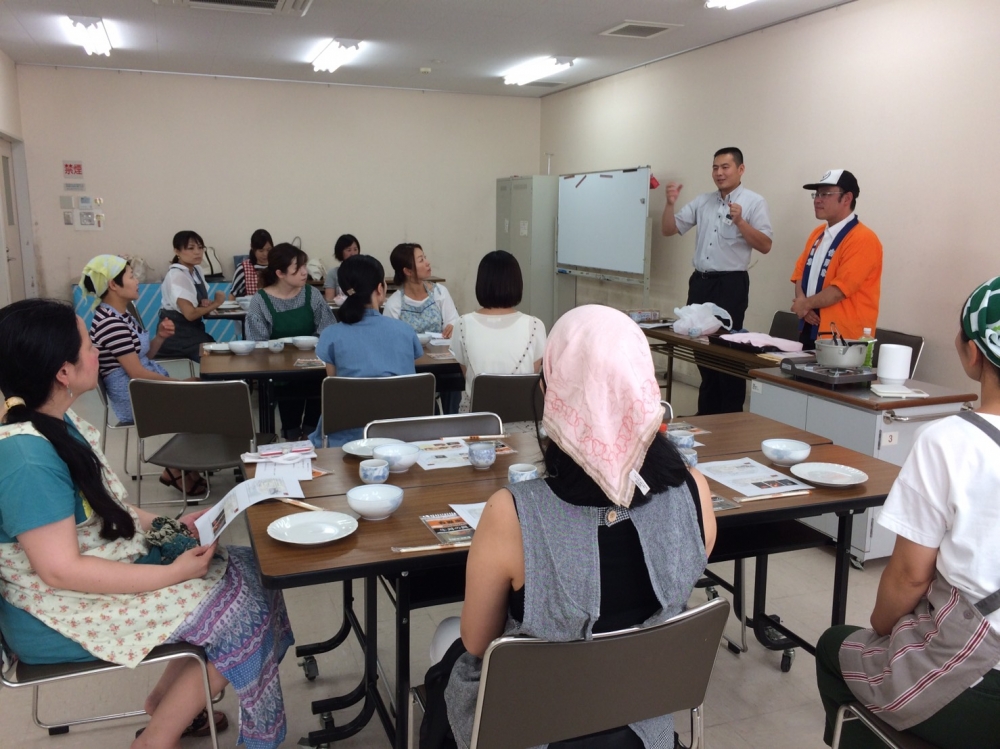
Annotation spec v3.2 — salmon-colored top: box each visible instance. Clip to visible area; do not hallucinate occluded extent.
[791,221,883,341]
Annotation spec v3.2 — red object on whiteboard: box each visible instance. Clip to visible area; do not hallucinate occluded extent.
[649,174,660,190]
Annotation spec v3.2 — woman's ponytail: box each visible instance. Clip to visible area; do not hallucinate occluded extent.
[337,255,386,325]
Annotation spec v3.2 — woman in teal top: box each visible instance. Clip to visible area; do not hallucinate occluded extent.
[310,255,423,448]
[245,243,335,439]
[0,299,295,748]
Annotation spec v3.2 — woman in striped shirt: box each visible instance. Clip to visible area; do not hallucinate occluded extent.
[81,255,205,495]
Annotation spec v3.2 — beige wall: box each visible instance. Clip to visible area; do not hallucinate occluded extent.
[0,48,22,140]
[16,66,540,312]
[541,0,999,392]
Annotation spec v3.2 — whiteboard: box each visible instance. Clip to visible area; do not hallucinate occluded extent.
[557,167,650,276]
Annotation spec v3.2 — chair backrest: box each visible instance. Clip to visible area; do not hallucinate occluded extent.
[470,374,543,424]
[321,374,436,436]
[469,597,730,749]
[128,380,255,441]
[769,310,800,341]
[873,328,924,378]
[364,412,503,441]
[125,301,146,332]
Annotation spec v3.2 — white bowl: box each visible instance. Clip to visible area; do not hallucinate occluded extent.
[204,343,230,354]
[292,335,319,350]
[236,296,252,310]
[228,340,256,355]
[667,430,695,449]
[372,443,421,473]
[761,439,812,467]
[347,484,403,520]
[417,332,433,345]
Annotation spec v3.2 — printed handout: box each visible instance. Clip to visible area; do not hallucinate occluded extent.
[195,477,304,545]
[697,457,811,499]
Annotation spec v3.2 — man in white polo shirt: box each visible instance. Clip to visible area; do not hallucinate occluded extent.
[661,147,773,414]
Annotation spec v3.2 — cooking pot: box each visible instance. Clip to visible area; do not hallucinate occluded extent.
[814,338,867,368]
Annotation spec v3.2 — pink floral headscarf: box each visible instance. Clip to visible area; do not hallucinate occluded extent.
[542,305,665,508]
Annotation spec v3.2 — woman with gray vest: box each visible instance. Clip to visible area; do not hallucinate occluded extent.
[420,305,716,749]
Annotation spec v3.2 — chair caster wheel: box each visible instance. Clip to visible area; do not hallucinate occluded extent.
[320,711,333,725]
[780,649,795,673]
[705,586,719,601]
[300,655,319,680]
[48,726,69,736]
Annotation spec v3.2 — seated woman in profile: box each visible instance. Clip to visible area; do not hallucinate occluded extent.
[245,242,335,439]
[229,228,273,299]
[383,243,460,337]
[420,305,716,749]
[815,276,1000,749]
[323,233,361,304]
[449,250,546,430]
[81,255,205,495]
[0,299,294,749]
[309,254,423,448]
[155,230,226,363]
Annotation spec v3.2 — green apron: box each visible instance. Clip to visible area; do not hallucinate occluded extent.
[259,285,321,436]
[259,284,317,338]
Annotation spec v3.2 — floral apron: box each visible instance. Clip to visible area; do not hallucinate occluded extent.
[0,411,227,667]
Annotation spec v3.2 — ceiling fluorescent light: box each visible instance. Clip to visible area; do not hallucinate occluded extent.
[312,39,362,73]
[66,16,112,56]
[503,56,574,86]
[705,0,762,8]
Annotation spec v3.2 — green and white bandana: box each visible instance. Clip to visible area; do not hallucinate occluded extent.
[962,276,1000,369]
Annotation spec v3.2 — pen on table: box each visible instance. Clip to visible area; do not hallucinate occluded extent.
[277,497,327,512]
[392,541,473,553]
[738,489,811,502]
[456,434,506,441]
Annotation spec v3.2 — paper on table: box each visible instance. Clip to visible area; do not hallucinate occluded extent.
[449,502,487,530]
[194,477,305,545]
[697,457,812,498]
[255,458,313,482]
[412,439,516,470]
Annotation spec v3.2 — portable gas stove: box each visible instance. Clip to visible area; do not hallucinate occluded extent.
[779,359,877,387]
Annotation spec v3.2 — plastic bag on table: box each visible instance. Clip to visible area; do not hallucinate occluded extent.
[672,302,732,337]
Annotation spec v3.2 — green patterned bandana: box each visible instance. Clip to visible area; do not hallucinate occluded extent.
[962,276,1000,369]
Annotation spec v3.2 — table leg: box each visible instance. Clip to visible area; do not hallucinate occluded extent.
[258,378,274,434]
[831,511,855,626]
[296,579,355,663]
[394,571,412,749]
[666,347,675,402]
[305,577,379,745]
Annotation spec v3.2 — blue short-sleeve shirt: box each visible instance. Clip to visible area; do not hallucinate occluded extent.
[309,310,424,447]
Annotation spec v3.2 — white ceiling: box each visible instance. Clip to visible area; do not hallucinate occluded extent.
[0,0,853,97]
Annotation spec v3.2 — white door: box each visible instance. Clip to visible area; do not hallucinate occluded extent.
[0,139,24,304]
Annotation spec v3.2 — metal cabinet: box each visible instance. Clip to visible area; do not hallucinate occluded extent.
[496,176,557,330]
[750,373,975,563]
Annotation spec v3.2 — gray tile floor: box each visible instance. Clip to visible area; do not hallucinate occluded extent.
[0,381,887,748]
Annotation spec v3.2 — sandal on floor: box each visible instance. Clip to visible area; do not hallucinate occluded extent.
[183,472,208,496]
[159,469,185,491]
[135,708,229,739]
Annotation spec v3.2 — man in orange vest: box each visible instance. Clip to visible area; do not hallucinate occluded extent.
[791,170,882,346]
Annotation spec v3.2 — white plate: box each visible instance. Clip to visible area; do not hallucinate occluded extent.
[790,462,869,488]
[267,511,358,545]
[429,338,450,347]
[342,437,404,457]
[203,343,231,354]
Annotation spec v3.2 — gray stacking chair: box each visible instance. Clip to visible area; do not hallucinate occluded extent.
[320,373,437,447]
[364,412,503,441]
[129,379,260,509]
[469,374,543,424]
[0,626,220,747]
[409,597,730,749]
[832,702,938,749]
